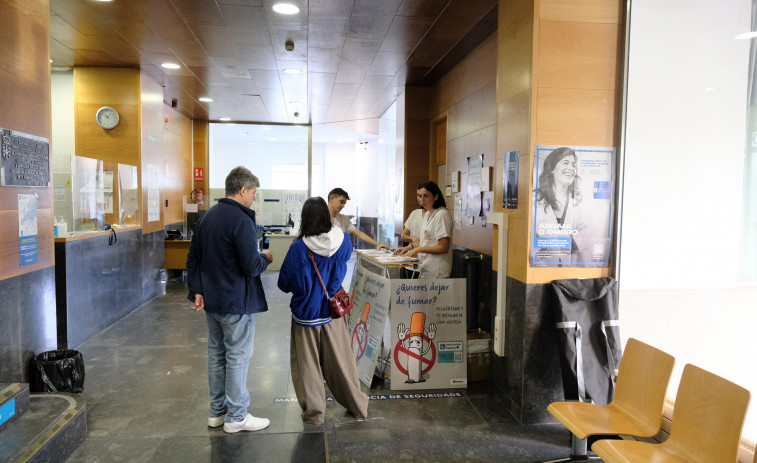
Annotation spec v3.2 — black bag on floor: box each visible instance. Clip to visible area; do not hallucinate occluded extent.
[30,349,85,393]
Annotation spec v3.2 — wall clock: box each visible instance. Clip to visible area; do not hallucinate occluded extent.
[95,106,120,130]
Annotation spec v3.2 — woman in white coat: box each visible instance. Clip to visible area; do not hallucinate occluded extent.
[394,181,453,279]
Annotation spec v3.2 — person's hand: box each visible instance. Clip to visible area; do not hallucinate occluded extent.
[402,247,420,258]
[411,237,420,247]
[397,323,409,341]
[191,294,205,311]
[393,246,409,256]
[377,243,389,251]
[261,250,273,263]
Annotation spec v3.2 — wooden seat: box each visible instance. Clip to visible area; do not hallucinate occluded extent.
[544,338,675,462]
[593,363,751,463]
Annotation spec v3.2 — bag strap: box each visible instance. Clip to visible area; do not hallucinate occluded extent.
[307,250,330,299]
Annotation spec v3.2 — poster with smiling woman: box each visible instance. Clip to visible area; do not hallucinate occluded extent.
[531,145,615,267]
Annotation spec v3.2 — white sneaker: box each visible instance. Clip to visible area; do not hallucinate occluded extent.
[207,415,225,427]
[223,414,270,433]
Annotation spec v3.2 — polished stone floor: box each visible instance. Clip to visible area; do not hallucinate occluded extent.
[63,262,576,462]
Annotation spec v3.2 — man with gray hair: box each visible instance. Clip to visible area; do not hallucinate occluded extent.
[186,166,273,433]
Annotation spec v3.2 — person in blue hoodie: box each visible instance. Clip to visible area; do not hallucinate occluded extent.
[186,166,273,434]
[278,196,369,425]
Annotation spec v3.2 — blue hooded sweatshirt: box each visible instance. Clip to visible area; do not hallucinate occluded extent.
[277,227,353,326]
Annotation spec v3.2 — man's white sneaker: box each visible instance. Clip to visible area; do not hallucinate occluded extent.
[207,415,225,427]
[223,414,270,433]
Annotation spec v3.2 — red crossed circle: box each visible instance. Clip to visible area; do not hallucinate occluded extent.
[394,334,437,376]
[350,322,368,360]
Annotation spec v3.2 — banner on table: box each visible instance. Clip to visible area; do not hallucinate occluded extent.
[348,264,392,387]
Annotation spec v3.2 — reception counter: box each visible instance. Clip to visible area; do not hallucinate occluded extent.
[164,240,191,270]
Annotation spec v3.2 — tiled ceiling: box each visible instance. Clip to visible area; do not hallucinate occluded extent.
[49,0,497,127]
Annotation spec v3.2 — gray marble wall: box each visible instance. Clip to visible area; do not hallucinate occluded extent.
[489,276,564,424]
[450,247,563,424]
[55,228,165,350]
[0,268,58,383]
[448,246,564,424]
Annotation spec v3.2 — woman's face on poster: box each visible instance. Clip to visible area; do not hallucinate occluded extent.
[551,154,576,187]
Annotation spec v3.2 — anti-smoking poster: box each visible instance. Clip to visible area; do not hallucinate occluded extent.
[348,264,392,387]
[389,279,467,390]
[531,145,614,267]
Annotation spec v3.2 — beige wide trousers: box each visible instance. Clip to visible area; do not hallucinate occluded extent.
[290,317,369,424]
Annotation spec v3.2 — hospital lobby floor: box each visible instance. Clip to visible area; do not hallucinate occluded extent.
[62,264,578,462]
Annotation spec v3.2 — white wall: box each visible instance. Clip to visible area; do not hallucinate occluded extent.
[313,142,382,218]
[621,0,757,439]
[51,72,75,171]
[51,72,75,224]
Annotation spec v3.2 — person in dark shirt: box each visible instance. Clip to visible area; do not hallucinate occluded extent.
[186,166,273,433]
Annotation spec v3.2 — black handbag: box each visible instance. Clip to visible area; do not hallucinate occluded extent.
[308,250,353,319]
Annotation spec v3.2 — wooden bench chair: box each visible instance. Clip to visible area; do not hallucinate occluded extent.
[543,338,675,462]
[593,363,751,463]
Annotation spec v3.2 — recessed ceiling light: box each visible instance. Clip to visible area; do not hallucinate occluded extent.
[219,117,231,121]
[735,31,757,40]
[199,97,213,102]
[283,68,302,75]
[49,59,53,63]
[273,3,299,14]
[161,62,181,69]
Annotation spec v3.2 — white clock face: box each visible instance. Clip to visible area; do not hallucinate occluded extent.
[96,106,120,129]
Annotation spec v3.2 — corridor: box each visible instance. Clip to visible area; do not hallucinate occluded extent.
[63,263,572,462]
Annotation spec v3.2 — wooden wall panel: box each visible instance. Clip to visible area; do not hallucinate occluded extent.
[402,87,431,230]
[525,0,622,283]
[538,20,620,90]
[433,47,497,257]
[0,0,52,280]
[496,0,534,102]
[493,0,534,279]
[432,34,497,115]
[535,88,616,147]
[0,1,50,89]
[540,0,621,23]
[435,119,447,166]
[75,68,141,227]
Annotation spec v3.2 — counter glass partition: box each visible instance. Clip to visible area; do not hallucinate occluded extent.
[118,163,139,227]
[72,155,105,233]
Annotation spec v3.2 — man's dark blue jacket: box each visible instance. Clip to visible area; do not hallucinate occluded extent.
[186,198,269,314]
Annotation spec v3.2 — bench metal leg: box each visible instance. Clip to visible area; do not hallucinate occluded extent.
[537,433,602,463]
